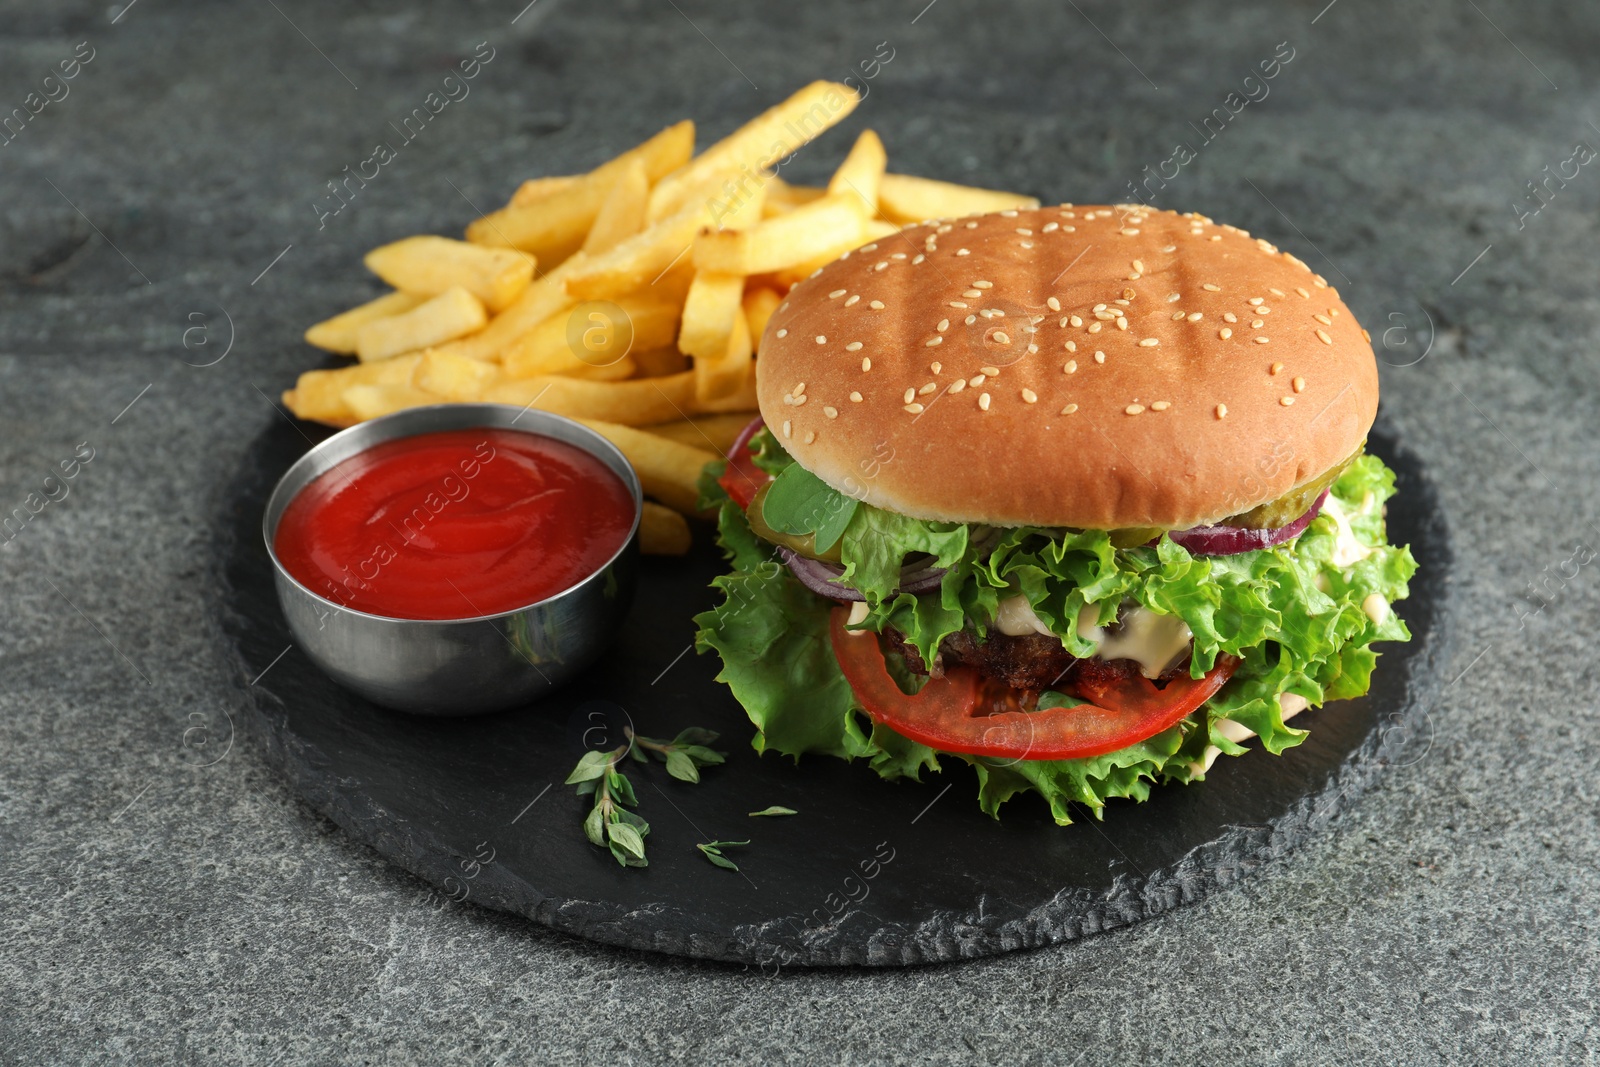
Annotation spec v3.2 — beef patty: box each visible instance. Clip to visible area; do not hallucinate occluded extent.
[882,626,1188,692]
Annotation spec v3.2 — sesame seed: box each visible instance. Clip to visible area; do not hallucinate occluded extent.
[1043,222,1059,233]
[1064,340,1077,352]
[1061,403,1079,414]
[1095,310,1115,321]
[791,382,805,397]
[782,420,792,438]
[1000,209,1017,217]
[1167,292,1181,302]
[860,243,878,253]
[829,289,846,299]
[965,221,978,228]
[1151,400,1170,411]
[1219,327,1233,339]
[1094,351,1106,364]
[1047,297,1061,311]
[1280,396,1295,407]
[965,315,977,325]
[850,391,863,402]
[804,430,816,444]
[937,318,950,332]
[1088,322,1103,333]
[815,335,827,344]
[1270,288,1285,297]
[978,366,999,378]
[1215,404,1228,419]
[862,357,872,371]
[979,392,992,411]
[1249,297,1264,306]
[1255,336,1270,344]
[793,394,808,406]
[1316,329,1333,345]
[824,406,838,418]
[919,382,938,396]
[973,280,994,289]
[1094,303,1107,312]
[1270,362,1283,375]
[776,328,788,338]
[891,252,906,260]
[1210,235,1221,241]
[845,341,863,352]
[1020,241,1035,249]
[1114,298,1131,306]
[949,379,967,394]
[949,301,968,309]
[874,261,888,271]
[1162,245,1177,253]
[904,403,924,414]
[1202,283,1221,292]
[1064,360,1078,373]
[1172,311,1186,321]
[931,361,942,374]
[1139,337,1159,348]
[1314,276,1329,288]
[1293,376,1306,393]
[1125,404,1145,415]
[912,254,925,264]
[1252,319,1265,329]
[1121,228,1140,236]
[992,331,1010,344]
[845,295,860,307]
[870,301,885,310]
[903,387,916,403]
[1070,315,1084,327]
[956,249,970,256]
[1223,312,1238,323]
[926,336,943,347]
[1116,318,1129,330]
[963,289,982,298]
[1295,287,1311,298]
[1362,329,1372,342]
[1313,313,1332,325]
[969,374,986,387]
[1132,260,1145,273]
[1021,388,1038,404]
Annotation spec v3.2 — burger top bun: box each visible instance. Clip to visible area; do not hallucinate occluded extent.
[755,204,1379,530]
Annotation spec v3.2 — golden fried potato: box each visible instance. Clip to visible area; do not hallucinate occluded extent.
[364,236,534,312]
[304,291,424,354]
[576,418,717,514]
[639,501,692,556]
[876,173,1039,225]
[355,287,487,363]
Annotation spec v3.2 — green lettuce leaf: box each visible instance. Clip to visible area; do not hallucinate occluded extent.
[695,439,1418,826]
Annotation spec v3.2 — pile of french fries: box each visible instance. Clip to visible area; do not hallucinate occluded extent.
[285,81,1036,554]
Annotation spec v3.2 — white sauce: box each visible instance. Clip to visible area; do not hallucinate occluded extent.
[994,594,1054,637]
[1195,692,1311,774]
[846,600,871,628]
[1322,493,1373,569]
[1362,593,1389,625]
[1076,603,1193,679]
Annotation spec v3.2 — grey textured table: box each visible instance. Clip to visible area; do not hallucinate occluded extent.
[2,1,1597,1063]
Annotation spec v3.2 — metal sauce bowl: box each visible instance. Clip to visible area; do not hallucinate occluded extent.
[262,404,641,716]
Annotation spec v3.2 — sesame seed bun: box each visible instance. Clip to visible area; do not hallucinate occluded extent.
[755,204,1378,529]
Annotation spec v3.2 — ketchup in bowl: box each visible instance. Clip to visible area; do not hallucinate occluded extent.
[274,428,635,620]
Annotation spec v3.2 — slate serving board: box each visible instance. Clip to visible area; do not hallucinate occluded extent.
[216,415,1450,968]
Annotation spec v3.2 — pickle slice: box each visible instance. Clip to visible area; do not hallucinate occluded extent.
[1221,444,1364,529]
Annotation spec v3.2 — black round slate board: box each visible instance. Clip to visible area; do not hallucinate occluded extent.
[216,415,1451,968]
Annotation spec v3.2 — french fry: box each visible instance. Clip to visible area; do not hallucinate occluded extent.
[648,81,859,221]
[508,174,579,208]
[502,295,681,379]
[862,219,901,241]
[466,121,694,263]
[693,300,752,405]
[639,501,692,556]
[356,287,487,363]
[678,271,744,362]
[827,129,887,215]
[414,348,503,401]
[643,413,755,455]
[575,418,717,515]
[762,176,826,216]
[691,367,759,414]
[581,157,649,255]
[563,356,637,382]
[692,193,867,275]
[430,256,584,363]
[304,291,424,354]
[283,354,426,423]
[483,370,699,427]
[633,346,690,377]
[876,173,1040,225]
[344,383,444,421]
[560,187,723,301]
[741,286,781,348]
[364,236,534,312]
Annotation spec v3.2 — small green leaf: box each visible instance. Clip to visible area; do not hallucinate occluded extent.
[608,769,638,806]
[575,778,599,798]
[1036,691,1090,711]
[672,727,721,747]
[564,749,612,784]
[615,809,650,834]
[705,852,740,870]
[607,820,647,859]
[582,803,606,847]
[748,806,798,817]
[679,745,726,766]
[664,750,700,783]
[696,841,746,871]
[761,462,858,550]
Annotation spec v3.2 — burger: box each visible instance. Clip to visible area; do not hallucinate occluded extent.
[694,204,1417,825]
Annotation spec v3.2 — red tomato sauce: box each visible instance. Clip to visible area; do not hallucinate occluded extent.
[274,428,634,620]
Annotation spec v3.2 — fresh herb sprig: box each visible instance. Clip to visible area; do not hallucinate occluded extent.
[564,727,727,868]
[696,839,750,871]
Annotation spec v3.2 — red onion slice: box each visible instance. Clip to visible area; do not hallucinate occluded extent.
[727,414,766,463]
[1166,489,1329,555]
[778,550,951,602]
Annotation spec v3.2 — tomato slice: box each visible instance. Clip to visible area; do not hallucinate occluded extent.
[717,416,770,510]
[828,607,1239,761]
